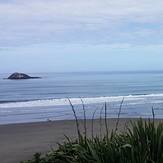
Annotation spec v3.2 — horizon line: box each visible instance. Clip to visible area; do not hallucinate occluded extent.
[1,70,163,74]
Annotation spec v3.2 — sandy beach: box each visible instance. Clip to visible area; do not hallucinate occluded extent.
[0,118,162,163]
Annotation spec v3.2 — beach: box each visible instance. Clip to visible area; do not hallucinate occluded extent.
[1,72,163,162]
[0,118,150,163]
[1,0,163,161]
[1,72,163,125]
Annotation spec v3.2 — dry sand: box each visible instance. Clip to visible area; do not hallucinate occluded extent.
[0,118,162,163]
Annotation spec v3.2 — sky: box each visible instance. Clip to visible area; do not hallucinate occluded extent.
[0,0,163,73]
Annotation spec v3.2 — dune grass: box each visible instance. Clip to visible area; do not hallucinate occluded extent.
[22,100,163,163]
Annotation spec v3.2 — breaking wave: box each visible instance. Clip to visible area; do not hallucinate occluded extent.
[1,93,163,108]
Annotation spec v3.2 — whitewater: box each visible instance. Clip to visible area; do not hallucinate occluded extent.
[0,93,163,124]
[1,71,163,124]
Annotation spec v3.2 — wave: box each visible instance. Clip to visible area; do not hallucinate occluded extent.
[0,93,163,108]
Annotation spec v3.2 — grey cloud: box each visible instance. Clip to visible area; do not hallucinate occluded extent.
[0,0,163,47]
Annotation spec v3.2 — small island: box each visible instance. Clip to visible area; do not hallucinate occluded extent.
[7,72,41,80]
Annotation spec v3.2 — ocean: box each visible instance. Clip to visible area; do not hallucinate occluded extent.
[0,71,163,124]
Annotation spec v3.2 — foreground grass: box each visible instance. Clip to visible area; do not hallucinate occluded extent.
[22,118,163,163]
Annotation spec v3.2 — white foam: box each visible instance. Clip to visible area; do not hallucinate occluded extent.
[1,93,163,108]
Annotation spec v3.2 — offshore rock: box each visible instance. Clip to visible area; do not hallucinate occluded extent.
[7,72,41,80]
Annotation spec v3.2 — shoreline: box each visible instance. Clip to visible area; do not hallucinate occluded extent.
[0,118,162,163]
[0,116,161,126]
[0,93,163,125]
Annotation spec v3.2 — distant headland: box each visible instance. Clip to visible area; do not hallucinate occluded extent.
[5,72,41,80]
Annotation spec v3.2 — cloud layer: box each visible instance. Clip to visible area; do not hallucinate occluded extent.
[0,0,163,47]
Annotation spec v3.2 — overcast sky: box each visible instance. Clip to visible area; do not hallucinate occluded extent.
[0,0,163,73]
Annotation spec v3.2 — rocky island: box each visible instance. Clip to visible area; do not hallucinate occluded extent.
[7,72,41,80]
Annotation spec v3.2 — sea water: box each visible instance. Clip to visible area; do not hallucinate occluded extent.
[0,71,163,124]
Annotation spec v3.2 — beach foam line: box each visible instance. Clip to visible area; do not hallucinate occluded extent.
[0,93,163,108]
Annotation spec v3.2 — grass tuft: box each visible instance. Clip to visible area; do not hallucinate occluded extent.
[22,101,163,163]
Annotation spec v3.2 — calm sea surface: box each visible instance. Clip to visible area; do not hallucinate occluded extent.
[0,71,163,124]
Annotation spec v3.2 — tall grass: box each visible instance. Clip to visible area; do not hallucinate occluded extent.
[104,102,109,139]
[114,98,124,134]
[80,98,87,139]
[91,107,98,139]
[99,104,104,139]
[67,98,81,140]
[22,100,163,163]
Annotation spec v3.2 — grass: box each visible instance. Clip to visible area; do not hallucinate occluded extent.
[22,100,163,163]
